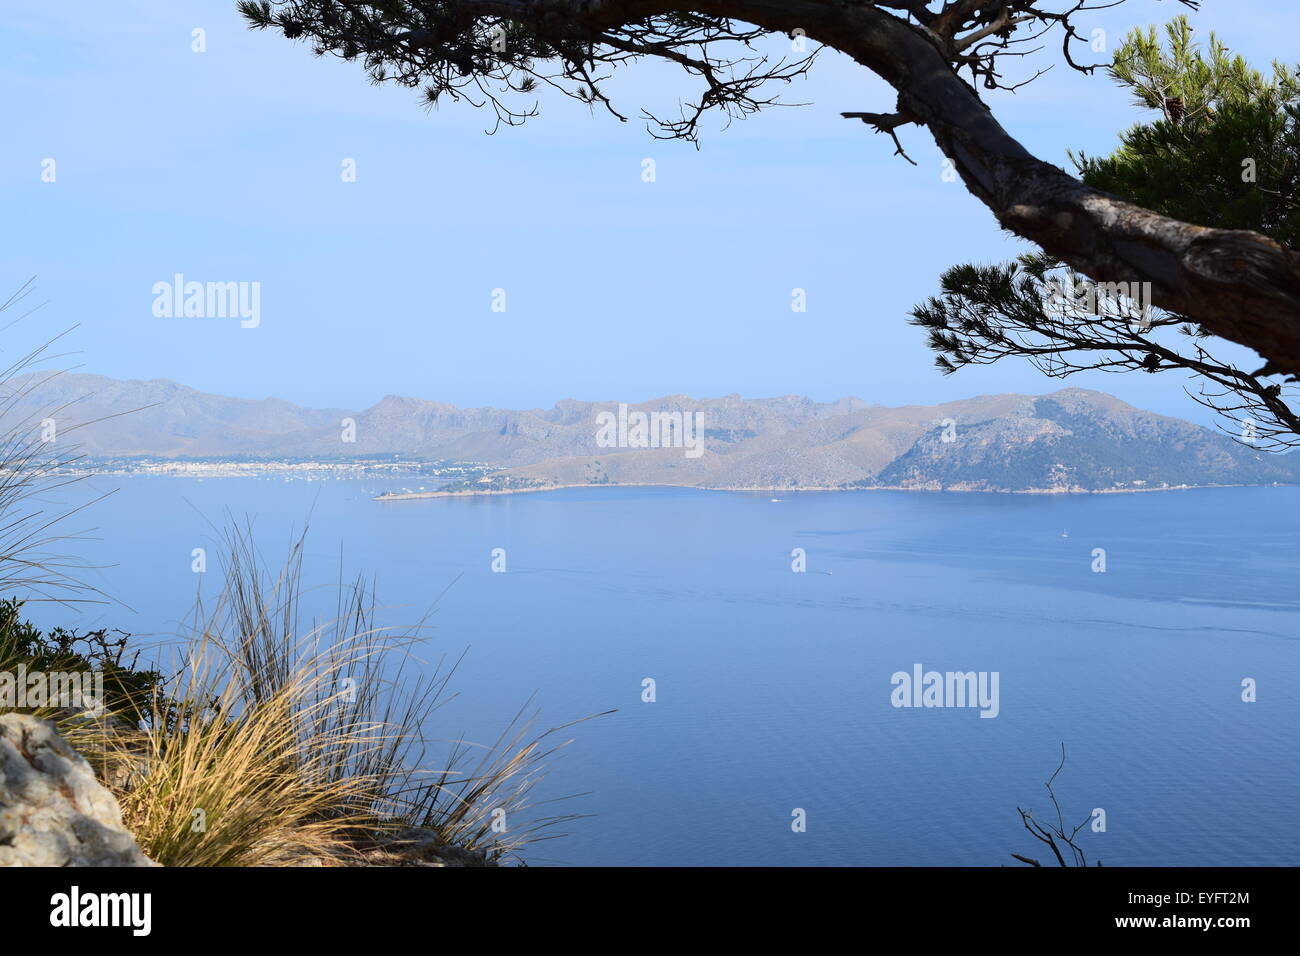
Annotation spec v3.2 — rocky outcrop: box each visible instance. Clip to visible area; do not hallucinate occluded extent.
[0,714,156,866]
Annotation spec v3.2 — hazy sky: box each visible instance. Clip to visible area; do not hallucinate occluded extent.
[2,1,1292,419]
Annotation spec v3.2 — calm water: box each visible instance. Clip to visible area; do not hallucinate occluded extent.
[29,477,1300,866]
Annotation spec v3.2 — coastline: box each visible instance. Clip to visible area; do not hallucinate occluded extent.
[372,480,1288,501]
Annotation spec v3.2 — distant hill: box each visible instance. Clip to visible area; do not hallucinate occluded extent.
[872,393,1297,492]
[8,373,1297,492]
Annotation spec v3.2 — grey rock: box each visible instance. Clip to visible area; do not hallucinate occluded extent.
[0,714,156,866]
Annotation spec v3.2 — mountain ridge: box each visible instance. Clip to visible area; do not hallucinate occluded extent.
[8,373,1297,493]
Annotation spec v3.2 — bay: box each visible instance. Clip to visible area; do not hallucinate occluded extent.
[29,476,1300,866]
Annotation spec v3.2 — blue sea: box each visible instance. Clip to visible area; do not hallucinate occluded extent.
[29,477,1300,866]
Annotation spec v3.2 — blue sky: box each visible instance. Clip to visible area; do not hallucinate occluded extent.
[2,0,1293,418]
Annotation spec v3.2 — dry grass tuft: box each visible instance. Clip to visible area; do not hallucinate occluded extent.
[97,525,603,866]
